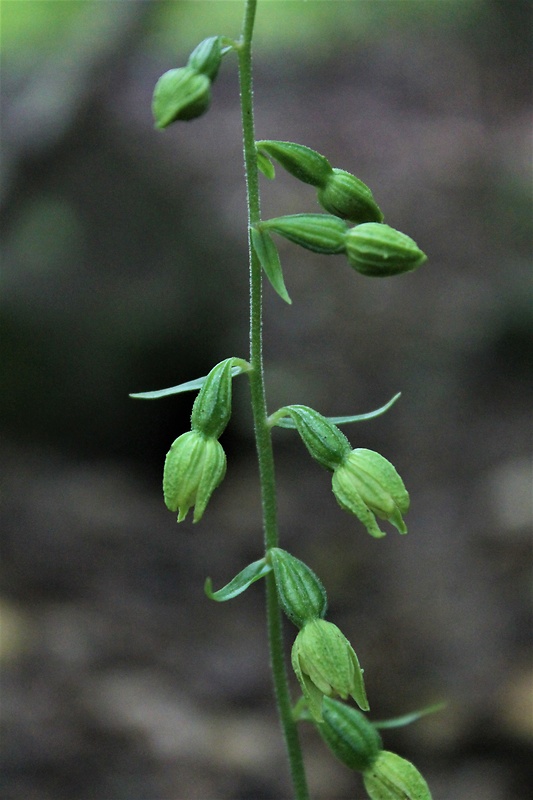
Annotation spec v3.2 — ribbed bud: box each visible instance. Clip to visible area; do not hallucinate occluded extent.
[187,36,223,80]
[261,214,348,255]
[318,697,383,773]
[268,547,327,628]
[332,449,409,538]
[363,750,432,799]
[276,405,351,471]
[163,430,226,523]
[317,169,384,224]
[344,223,427,277]
[255,140,333,187]
[291,618,368,722]
[191,359,234,439]
[152,67,211,127]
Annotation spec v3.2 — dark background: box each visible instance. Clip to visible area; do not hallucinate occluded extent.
[1,1,531,798]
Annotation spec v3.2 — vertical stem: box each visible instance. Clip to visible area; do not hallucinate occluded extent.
[237,2,309,798]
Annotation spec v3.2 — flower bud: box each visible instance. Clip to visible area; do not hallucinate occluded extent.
[317,169,384,224]
[268,547,328,628]
[187,36,223,81]
[152,67,211,128]
[291,618,368,722]
[191,358,234,439]
[344,223,427,277]
[261,214,348,255]
[256,140,333,187]
[332,449,409,538]
[318,697,383,773]
[163,430,226,523]
[275,405,351,470]
[363,750,432,800]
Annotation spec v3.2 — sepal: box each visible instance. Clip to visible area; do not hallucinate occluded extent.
[318,697,383,773]
[163,430,226,523]
[363,750,432,800]
[268,547,327,628]
[152,67,211,127]
[332,448,409,538]
[344,223,427,277]
[317,168,383,223]
[291,618,368,722]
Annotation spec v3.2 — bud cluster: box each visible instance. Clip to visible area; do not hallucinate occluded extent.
[153,36,225,127]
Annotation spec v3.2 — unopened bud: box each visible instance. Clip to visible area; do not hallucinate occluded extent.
[268,548,327,628]
[292,618,368,722]
[152,67,211,127]
[344,223,427,277]
[163,430,226,523]
[317,169,384,224]
[319,697,383,773]
[363,750,432,800]
[261,214,348,255]
[332,448,409,538]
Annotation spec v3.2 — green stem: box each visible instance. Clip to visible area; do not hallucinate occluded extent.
[237,2,309,798]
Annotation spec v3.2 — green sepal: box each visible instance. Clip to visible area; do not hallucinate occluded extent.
[255,140,332,187]
[250,226,292,304]
[344,223,427,277]
[318,697,383,773]
[152,67,211,127]
[204,558,272,601]
[257,151,276,180]
[163,430,226,523]
[268,547,327,628]
[373,702,445,730]
[273,393,401,429]
[270,405,351,471]
[261,214,348,255]
[317,168,384,224]
[187,36,223,80]
[129,360,250,400]
[363,750,432,800]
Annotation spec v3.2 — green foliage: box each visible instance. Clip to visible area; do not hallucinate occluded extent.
[137,0,435,797]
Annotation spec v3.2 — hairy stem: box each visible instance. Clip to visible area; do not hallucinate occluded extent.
[237,1,309,797]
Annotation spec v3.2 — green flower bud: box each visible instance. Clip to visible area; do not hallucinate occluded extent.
[191,358,234,439]
[152,67,211,128]
[268,547,328,628]
[275,405,351,471]
[318,697,383,773]
[363,750,432,800]
[256,140,333,187]
[261,214,348,255]
[332,449,409,538]
[317,169,384,224]
[163,430,226,523]
[344,223,427,277]
[291,618,368,722]
[187,36,223,81]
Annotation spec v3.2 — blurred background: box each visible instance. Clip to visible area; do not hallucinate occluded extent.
[1,1,531,798]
